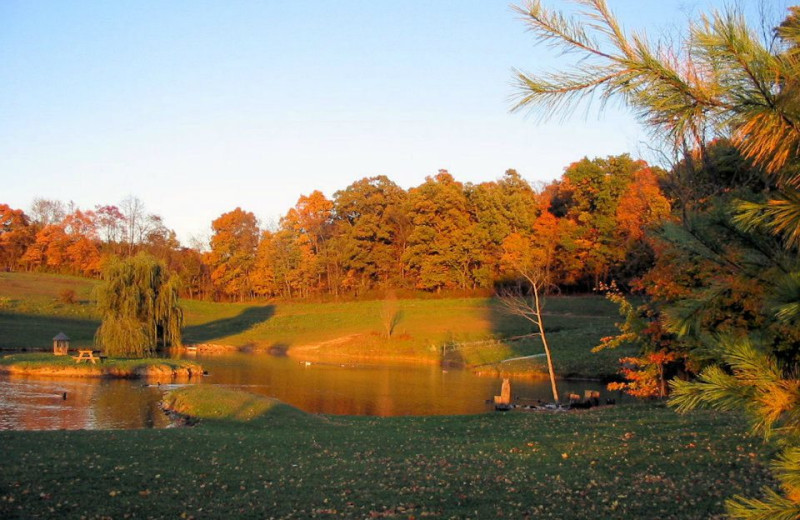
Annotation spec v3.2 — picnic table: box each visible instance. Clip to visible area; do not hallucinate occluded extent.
[74,349,100,364]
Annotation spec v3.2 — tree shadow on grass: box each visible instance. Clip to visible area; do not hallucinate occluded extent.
[0,312,99,350]
[183,305,275,344]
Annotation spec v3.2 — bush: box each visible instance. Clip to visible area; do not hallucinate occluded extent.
[59,289,76,304]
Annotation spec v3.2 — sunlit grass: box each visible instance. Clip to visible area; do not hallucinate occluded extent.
[0,352,202,379]
[163,386,312,424]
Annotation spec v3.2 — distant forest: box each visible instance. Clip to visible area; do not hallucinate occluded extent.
[2,151,690,301]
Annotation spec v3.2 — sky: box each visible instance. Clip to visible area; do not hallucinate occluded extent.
[0,0,789,245]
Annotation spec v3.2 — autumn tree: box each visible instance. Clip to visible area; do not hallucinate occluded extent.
[0,204,34,271]
[291,191,335,295]
[530,200,564,285]
[332,176,408,292]
[468,171,539,287]
[556,155,642,288]
[19,209,102,276]
[208,208,259,301]
[63,210,102,275]
[95,253,183,357]
[94,205,126,254]
[20,224,67,271]
[174,247,211,300]
[404,170,484,292]
[252,228,302,298]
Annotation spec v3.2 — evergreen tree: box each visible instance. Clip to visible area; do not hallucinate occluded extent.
[512,1,800,516]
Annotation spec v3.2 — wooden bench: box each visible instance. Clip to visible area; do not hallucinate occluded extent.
[73,349,100,364]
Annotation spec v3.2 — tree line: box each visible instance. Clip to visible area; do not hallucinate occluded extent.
[0,155,670,301]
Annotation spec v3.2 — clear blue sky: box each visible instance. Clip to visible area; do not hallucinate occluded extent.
[0,0,787,244]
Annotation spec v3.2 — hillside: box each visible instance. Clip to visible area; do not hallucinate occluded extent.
[0,272,632,378]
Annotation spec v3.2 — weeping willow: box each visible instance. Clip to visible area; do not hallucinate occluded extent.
[95,253,183,357]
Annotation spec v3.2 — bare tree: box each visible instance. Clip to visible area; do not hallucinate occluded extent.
[29,198,66,227]
[120,196,145,256]
[498,266,559,403]
[188,232,211,253]
[119,196,164,256]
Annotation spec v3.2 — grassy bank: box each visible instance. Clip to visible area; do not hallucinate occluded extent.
[0,272,634,378]
[0,386,774,519]
[182,295,631,378]
[0,272,99,350]
[0,353,203,380]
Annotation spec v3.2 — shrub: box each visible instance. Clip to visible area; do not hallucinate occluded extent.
[59,289,77,304]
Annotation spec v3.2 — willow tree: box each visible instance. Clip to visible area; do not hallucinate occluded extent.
[95,253,183,357]
[512,2,800,517]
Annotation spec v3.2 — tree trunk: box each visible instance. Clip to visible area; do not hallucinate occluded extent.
[533,282,559,403]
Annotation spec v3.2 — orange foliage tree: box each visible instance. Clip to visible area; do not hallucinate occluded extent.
[0,204,34,271]
[208,208,259,301]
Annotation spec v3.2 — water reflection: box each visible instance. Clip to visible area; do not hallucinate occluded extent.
[0,353,616,430]
[197,353,612,416]
[0,376,170,430]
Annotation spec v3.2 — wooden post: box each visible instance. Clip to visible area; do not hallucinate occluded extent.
[494,378,512,406]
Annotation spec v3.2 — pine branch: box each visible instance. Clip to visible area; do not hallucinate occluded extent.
[726,487,800,520]
[735,190,800,249]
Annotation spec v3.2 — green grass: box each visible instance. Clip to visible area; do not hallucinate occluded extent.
[0,271,97,304]
[0,353,202,379]
[182,295,631,377]
[0,272,635,378]
[0,272,99,349]
[0,387,774,519]
[163,386,315,424]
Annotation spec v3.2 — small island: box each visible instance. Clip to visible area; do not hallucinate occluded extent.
[0,352,203,380]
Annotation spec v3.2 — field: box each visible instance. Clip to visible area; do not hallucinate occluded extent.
[0,272,633,379]
[0,386,774,519]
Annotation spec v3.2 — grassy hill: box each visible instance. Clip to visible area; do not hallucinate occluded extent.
[0,272,100,349]
[0,272,634,378]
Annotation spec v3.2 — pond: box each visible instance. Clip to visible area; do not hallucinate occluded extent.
[0,352,614,430]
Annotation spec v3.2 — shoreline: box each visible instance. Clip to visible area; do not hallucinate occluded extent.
[178,343,612,381]
[0,353,204,380]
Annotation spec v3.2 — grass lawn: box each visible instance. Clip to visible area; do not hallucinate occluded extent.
[0,272,634,378]
[0,273,100,350]
[0,386,774,519]
[0,353,203,379]
[0,276,774,519]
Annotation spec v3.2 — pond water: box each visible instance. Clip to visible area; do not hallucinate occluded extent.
[0,352,614,430]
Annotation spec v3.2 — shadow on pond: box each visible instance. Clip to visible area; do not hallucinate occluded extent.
[183,305,275,343]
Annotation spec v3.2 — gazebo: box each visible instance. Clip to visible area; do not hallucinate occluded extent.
[53,332,70,356]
